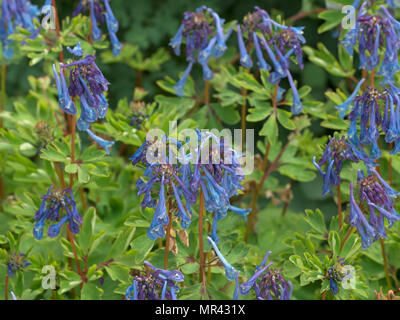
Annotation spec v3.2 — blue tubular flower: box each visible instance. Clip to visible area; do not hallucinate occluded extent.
[237,25,253,68]
[253,33,270,71]
[0,0,40,59]
[90,0,102,41]
[147,175,169,240]
[174,61,194,97]
[335,78,365,119]
[67,41,84,57]
[169,6,230,94]
[86,129,114,155]
[56,65,77,115]
[33,187,82,240]
[126,262,184,300]
[207,236,238,281]
[170,24,184,56]
[313,157,337,197]
[207,9,229,57]
[239,251,292,300]
[286,70,302,115]
[350,168,400,249]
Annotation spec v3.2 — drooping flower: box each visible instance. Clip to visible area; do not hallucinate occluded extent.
[6,253,31,278]
[125,261,184,300]
[73,0,122,56]
[236,6,306,114]
[130,135,195,240]
[344,81,400,159]
[312,136,371,197]
[169,6,232,96]
[349,169,400,249]
[191,130,251,244]
[239,251,292,300]
[207,236,238,281]
[33,186,82,240]
[341,3,400,80]
[52,43,114,154]
[0,0,40,59]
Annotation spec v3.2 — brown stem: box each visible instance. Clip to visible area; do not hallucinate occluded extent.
[67,225,85,283]
[380,238,393,290]
[340,227,354,249]
[241,87,247,151]
[164,199,172,270]
[199,192,206,283]
[321,290,326,300]
[287,8,326,22]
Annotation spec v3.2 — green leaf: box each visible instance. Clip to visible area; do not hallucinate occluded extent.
[278,164,316,182]
[131,234,154,264]
[246,104,272,122]
[260,113,278,142]
[81,283,103,300]
[65,163,78,174]
[328,231,341,257]
[304,209,328,235]
[77,207,96,253]
[277,109,296,130]
[317,10,345,34]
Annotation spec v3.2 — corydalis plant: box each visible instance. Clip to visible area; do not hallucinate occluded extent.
[73,0,122,56]
[342,3,400,79]
[239,251,292,300]
[33,186,82,240]
[312,136,370,197]
[125,261,184,300]
[169,5,231,97]
[236,6,306,114]
[337,79,400,159]
[193,130,250,244]
[327,257,351,295]
[6,252,31,277]
[349,169,400,249]
[130,136,195,240]
[52,42,114,154]
[0,0,40,59]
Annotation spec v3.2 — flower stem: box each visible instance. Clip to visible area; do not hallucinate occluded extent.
[4,274,8,300]
[240,87,247,151]
[380,238,393,290]
[340,227,354,249]
[199,192,206,283]
[245,133,295,242]
[337,184,342,230]
[0,65,7,207]
[164,199,172,270]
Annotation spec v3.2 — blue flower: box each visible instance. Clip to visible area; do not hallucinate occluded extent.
[207,236,238,281]
[125,262,184,300]
[237,25,253,68]
[170,6,231,95]
[335,78,365,119]
[33,187,82,240]
[7,253,31,278]
[86,129,115,155]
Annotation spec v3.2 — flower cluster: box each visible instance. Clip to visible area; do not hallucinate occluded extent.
[7,253,31,277]
[169,6,231,96]
[33,186,82,240]
[73,0,122,56]
[337,79,400,159]
[125,261,184,300]
[52,42,114,154]
[0,0,40,59]
[349,169,400,249]
[327,258,350,295]
[236,6,306,114]
[342,3,400,80]
[313,136,370,197]
[130,130,250,243]
[207,237,292,300]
